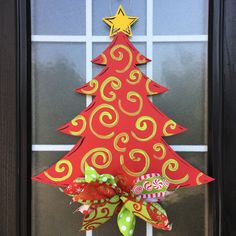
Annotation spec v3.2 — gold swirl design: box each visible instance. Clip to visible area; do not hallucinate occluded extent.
[110,44,132,73]
[70,115,86,136]
[127,69,142,85]
[101,53,107,64]
[136,53,146,64]
[89,104,119,139]
[196,172,203,185]
[120,149,150,176]
[113,132,129,152]
[100,76,122,102]
[81,80,99,94]
[81,148,112,174]
[163,120,177,136]
[145,79,156,95]
[153,143,166,160]
[44,160,73,182]
[118,92,143,116]
[162,159,189,184]
[131,116,157,141]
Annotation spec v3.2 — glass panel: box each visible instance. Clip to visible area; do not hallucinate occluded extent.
[92,42,147,77]
[32,43,86,144]
[32,152,85,236]
[153,153,208,236]
[152,42,208,145]
[92,0,146,35]
[153,0,209,35]
[31,0,86,35]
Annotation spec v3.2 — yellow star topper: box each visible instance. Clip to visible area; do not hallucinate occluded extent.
[103,5,138,37]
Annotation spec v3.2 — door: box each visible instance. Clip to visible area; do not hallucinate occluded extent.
[1,0,236,236]
[31,1,210,236]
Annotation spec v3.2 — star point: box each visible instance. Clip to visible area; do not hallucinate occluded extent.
[103,5,138,37]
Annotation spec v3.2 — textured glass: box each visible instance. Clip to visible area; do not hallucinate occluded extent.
[32,152,86,236]
[152,42,208,145]
[92,42,147,77]
[32,43,86,144]
[92,0,146,35]
[153,0,208,35]
[153,153,208,236]
[31,0,86,35]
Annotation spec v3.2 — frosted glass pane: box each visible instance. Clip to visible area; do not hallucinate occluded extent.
[153,153,208,236]
[92,0,146,35]
[32,43,86,144]
[152,42,208,145]
[31,0,86,35]
[153,0,208,35]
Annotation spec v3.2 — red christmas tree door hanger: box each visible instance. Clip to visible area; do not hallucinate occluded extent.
[33,6,214,191]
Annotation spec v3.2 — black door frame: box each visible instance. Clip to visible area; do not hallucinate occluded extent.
[0,0,235,235]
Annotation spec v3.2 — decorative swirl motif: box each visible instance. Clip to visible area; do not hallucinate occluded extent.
[127,69,142,85]
[70,115,86,136]
[118,92,143,116]
[81,148,112,174]
[89,104,119,139]
[136,53,147,64]
[120,149,150,176]
[101,53,107,64]
[113,132,129,152]
[163,120,177,136]
[44,160,72,182]
[196,172,203,185]
[131,116,157,141]
[145,79,156,95]
[153,143,166,160]
[100,76,122,102]
[162,159,189,184]
[81,80,99,94]
[110,44,132,73]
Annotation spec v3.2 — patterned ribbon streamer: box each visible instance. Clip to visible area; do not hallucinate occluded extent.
[63,164,172,235]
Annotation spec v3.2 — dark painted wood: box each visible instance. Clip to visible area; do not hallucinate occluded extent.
[0,1,17,236]
[16,0,32,235]
[208,0,223,235]
[222,1,236,235]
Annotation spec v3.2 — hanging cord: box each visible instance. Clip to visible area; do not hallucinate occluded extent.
[109,0,133,15]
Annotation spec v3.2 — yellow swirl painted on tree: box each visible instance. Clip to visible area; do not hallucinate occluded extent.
[146,79,157,95]
[113,132,129,152]
[162,159,189,184]
[196,172,203,185]
[89,104,119,139]
[131,116,157,141]
[101,53,107,64]
[126,69,142,85]
[110,44,132,73]
[118,92,143,116]
[153,143,166,160]
[136,53,146,64]
[44,160,73,182]
[163,120,177,136]
[81,148,112,174]
[70,115,86,136]
[120,149,150,176]
[80,80,99,95]
[100,76,122,102]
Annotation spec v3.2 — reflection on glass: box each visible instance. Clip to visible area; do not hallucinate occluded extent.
[31,0,86,35]
[32,43,86,144]
[92,0,146,35]
[153,153,208,236]
[92,42,147,77]
[152,42,208,145]
[153,0,208,35]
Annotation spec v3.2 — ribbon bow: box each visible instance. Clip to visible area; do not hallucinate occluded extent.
[63,164,172,235]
